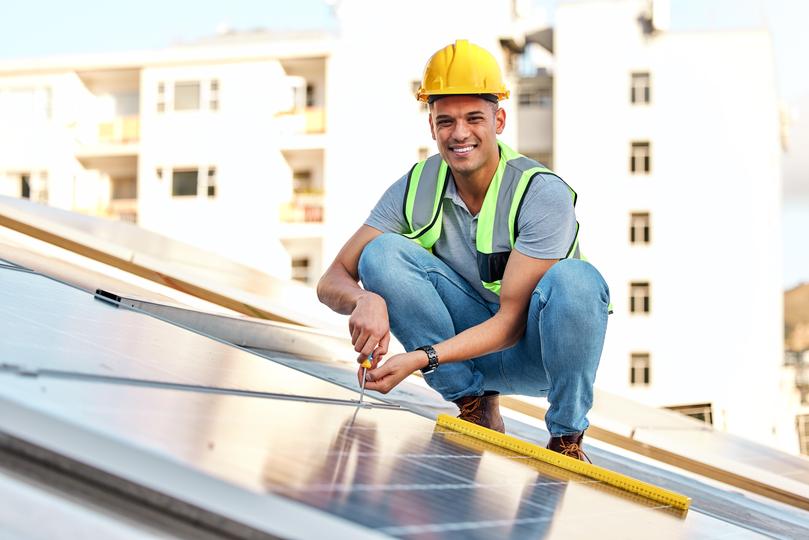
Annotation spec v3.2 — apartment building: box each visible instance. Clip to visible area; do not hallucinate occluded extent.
[544,0,786,444]
[0,0,789,446]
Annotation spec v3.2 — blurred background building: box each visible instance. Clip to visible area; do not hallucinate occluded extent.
[0,0,802,452]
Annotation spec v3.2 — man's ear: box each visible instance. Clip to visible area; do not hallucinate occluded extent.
[428,112,437,141]
[495,107,506,135]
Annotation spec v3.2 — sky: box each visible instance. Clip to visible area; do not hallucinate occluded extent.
[1,0,807,287]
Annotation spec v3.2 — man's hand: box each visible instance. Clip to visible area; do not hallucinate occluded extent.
[348,292,391,362]
[362,351,425,394]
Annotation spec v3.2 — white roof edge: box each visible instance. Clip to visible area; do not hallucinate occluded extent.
[0,38,336,75]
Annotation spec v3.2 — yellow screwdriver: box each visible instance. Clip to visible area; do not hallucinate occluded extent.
[358,355,372,406]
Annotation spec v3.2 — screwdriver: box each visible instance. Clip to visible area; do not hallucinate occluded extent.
[351,355,373,423]
[358,355,372,406]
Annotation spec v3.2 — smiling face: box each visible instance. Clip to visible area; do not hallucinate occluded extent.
[428,95,506,179]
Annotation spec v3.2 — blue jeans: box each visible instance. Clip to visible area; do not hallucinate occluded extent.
[358,233,610,437]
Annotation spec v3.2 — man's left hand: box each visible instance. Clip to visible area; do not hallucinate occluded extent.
[362,351,425,394]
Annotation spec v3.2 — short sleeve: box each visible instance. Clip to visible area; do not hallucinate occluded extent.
[513,174,577,259]
[364,174,410,234]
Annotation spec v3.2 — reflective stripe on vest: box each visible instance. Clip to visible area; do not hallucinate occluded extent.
[403,141,580,296]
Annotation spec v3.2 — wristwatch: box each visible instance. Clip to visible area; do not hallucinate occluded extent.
[416,345,439,374]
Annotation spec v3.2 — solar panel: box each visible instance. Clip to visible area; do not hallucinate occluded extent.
[0,267,384,407]
[0,374,761,539]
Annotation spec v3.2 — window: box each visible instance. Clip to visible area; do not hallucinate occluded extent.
[631,72,651,104]
[292,170,313,194]
[172,169,198,196]
[629,282,650,313]
[305,83,315,107]
[630,212,651,244]
[630,142,651,174]
[667,403,713,425]
[206,167,217,197]
[112,177,137,200]
[157,82,165,113]
[209,79,219,111]
[20,173,30,199]
[174,81,200,111]
[798,415,809,455]
[291,257,310,283]
[518,88,551,108]
[629,353,650,385]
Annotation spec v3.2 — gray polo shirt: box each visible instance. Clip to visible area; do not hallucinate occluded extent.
[365,167,577,304]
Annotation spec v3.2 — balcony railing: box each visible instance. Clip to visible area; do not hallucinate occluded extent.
[280,192,324,223]
[276,107,326,135]
[98,115,140,144]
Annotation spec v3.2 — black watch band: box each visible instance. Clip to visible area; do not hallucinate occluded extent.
[416,345,439,374]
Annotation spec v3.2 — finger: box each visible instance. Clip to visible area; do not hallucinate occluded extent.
[354,333,371,354]
[350,325,362,345]
[378,332,391,356]
[360,338,376,358]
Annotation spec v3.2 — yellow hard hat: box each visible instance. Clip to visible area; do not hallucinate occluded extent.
[416,39,510,103]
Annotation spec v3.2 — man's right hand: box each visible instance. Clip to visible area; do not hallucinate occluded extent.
[349,292,391,363]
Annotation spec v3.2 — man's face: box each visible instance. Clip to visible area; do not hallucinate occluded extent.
[429,95,506,177]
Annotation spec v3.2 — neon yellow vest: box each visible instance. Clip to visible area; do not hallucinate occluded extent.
[402,141,580,296]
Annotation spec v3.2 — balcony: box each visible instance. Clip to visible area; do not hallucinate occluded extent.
[280,192,324,224]
[76,115,140,159]
[98,115,140,144]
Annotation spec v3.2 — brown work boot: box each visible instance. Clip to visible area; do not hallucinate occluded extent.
[453,391,505,433]
[546,432,592,463]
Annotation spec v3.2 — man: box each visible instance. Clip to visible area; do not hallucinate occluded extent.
[317,40,610,460]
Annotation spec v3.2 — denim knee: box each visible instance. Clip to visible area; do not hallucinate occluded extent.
[358,233,412,291]
[536,259,610,309]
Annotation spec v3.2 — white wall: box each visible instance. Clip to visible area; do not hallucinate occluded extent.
[555,0,784,442]
[138,60,292,277]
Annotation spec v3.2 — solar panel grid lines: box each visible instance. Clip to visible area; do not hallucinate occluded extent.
[0,267,384,406]
[1,373,754,539]
[0,252,801,538]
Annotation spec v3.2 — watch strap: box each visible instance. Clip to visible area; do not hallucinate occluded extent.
[416,345,439,374]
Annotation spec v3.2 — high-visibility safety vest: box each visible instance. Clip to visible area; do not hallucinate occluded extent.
[402,141,580,296]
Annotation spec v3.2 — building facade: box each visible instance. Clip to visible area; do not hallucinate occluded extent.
[0,0,790,447]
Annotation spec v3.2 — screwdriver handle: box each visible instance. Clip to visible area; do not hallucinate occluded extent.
[360,357,372,369]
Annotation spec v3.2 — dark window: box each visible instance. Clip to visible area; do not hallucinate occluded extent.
[630,212,651,244]
[630,142,651,174]
[291,257,310,283]
[667,403,713,425]
[172,170,198,196]
[305,84,315,107]
[207,167,217,197]
[292,170,313,194]
[20,174,30,199]
[630,282,650,313]
[631,72,651,104]
[630,353,650,385]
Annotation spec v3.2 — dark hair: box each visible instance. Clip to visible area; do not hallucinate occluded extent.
[427,93,499,104]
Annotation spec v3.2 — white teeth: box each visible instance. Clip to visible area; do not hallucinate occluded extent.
[453,146,474,154]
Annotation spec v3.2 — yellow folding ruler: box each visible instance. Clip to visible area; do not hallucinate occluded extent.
[436,414,691,512]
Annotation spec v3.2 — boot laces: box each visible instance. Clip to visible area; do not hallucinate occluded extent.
[458,396,484,424]
[559,440,592,464]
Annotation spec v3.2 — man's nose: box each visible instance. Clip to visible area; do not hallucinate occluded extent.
[452,120,471,141]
